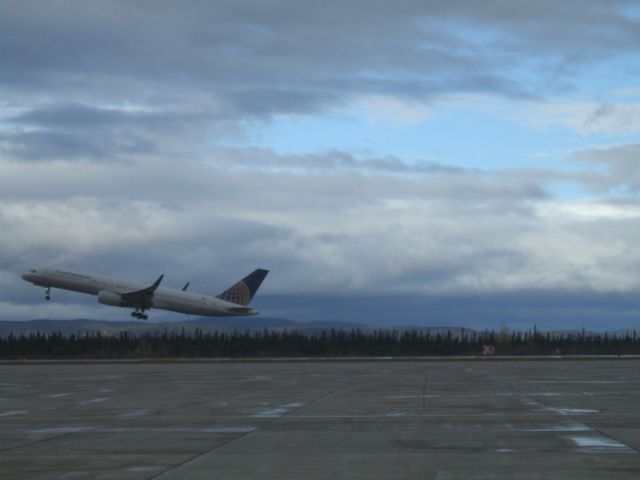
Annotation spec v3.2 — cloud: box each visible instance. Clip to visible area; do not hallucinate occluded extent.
[569,143,640,191]
[2,147,638,308]
[351,95,433,127]
[3,146,640,326]
[2,2,640,327]
[258,291,640,331]
[523,101,640,135]
[208,146,469,175]
[429,94,640,136]
[2,1,638,117]
[1,3,637,167]
[0,101,232,162]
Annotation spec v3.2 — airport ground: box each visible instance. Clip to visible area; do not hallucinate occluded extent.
[0,358,639,479]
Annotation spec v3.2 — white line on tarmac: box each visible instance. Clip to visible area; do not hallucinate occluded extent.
[78,397,110,405]
[0,410,27,417]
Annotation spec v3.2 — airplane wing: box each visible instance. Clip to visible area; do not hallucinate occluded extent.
[120,274,164,308]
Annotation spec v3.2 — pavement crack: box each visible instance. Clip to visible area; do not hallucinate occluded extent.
[146,378,353,479]
[145,429,255,480]
[0,430,77,454]
[422,371,428,408]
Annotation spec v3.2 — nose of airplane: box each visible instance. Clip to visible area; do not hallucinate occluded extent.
[22,272,34,282]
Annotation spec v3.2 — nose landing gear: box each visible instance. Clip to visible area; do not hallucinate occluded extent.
[45,287,51,301]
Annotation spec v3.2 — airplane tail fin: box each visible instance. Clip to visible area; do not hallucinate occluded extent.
[216,269,269,306]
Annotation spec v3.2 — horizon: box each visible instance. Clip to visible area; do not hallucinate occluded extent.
[2,316,639,334]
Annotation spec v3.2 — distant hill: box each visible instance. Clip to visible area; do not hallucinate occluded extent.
[0,318,484,337]
[0,317,373,337]
[3,318,623,339]
[0,317,293,337]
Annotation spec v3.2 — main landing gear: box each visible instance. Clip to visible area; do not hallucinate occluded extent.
[131,308,148,320]
[45,287,51,301]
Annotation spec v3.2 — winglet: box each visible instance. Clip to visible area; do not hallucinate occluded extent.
[120,274,164,306]
[216,269,269,306]
[128,274,163,295]
[182,282,190,291]
[149,274,164,292]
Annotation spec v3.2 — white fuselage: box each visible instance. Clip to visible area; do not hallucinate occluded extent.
[21,267,259,317]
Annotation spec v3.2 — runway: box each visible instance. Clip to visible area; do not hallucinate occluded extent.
[1,359,639,479]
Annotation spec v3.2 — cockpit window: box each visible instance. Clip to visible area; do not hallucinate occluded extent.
[30,269,37,273]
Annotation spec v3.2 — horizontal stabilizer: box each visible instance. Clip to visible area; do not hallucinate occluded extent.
[226,306,258,314]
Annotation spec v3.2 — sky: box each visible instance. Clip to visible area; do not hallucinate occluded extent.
[1,0,640,330]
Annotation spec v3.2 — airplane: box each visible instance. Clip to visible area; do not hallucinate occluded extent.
[21,267,269,320]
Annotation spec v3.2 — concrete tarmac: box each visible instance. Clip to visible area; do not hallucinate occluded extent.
[0,359,639,479]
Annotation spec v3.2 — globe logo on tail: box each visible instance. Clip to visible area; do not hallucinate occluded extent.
[219,281,252,306]
[216,269,269,306]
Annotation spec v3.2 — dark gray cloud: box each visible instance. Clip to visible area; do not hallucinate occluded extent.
[3,163,639,326]
[209,147,470,175]
[0,129,155,161]
[1,148,635,301]
[2,1,637,163]
[11,103,147,128]
[1,101,242,162]
[571,143,640,192]
[257,290,640,331]
[2,1,638,115]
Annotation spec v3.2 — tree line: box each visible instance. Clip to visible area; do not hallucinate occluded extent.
[1,327,639,358]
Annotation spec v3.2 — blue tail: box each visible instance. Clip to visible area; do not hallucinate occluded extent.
[216,269,269,306]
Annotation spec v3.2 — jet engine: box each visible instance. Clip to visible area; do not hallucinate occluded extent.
[98,290,125,307]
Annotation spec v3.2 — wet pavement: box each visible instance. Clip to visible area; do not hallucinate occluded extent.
[0,358,639,479]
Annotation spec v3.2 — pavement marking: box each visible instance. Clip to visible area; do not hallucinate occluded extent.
[78,397,109,405]
[28,426,257,434]
[503,378,639,454]
[252,402,305,417]
[0,410,27,417]
[385,392,613,399]
[513,423,591,432]
[567,435,635,452]
[240,375,272,382]
[118,409,151,417]
[124,466,165,473]
[552,408,599,415]
[28,427,93,434]
[515,380,627,385]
